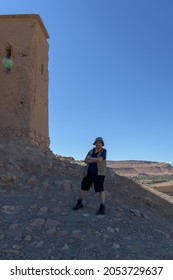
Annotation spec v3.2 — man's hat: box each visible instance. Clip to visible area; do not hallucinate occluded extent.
[93,137,105,146]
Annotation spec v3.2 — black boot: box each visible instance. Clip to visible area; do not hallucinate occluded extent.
[97,203,105,215]
[73,199,83,210]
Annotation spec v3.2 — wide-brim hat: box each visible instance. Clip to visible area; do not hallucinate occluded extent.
[93,137,105,146]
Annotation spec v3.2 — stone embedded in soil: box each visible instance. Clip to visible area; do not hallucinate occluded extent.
[56,230,69,237]
[83,214,89,217]
[45,219,60,228]
[30,218,46,228]
[2,205,15,214]
[8,223,19,230]
[46,228,57,236]
[1,249,21,255]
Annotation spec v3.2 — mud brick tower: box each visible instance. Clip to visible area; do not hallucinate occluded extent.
[0,14,50,149]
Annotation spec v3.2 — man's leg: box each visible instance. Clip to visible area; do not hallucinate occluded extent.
[99,191,105,204]
[79,189,88,199]
[73,174,92,210]
[94,176,106,215]
[97,192,106,215]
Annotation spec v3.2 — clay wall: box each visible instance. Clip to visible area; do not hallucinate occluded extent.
[0,15,50,150]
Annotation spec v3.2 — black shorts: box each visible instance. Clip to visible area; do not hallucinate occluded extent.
[81,173,105,192]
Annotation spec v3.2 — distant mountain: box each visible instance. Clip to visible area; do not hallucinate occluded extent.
[107,160,173,177]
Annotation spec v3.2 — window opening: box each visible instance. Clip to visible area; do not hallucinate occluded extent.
[5,44,12,58]
[2,43,14,71]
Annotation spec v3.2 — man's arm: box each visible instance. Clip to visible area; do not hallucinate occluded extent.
[84,156,103,163]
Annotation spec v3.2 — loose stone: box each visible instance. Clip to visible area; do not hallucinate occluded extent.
[115,227,120,233]
[12,244,21,250]
[113,243,120,250]
[39,207,48,213]
[24,235,32,242]
[72,230,81,235]
[61,243,69,250]
[36,241,44,248]
[130,209,141,217]
[107,227,115,233]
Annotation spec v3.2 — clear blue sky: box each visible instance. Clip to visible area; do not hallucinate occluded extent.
[1,0,173,162]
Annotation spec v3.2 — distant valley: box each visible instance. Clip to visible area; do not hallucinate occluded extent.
[107,160,173,197]
[107,160,173,177]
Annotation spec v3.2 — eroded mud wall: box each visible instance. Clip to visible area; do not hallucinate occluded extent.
[0,15,50,150]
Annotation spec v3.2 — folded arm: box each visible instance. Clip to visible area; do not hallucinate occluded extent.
[84,155,103,163]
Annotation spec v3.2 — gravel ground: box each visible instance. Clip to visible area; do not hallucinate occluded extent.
[0,138,173,260]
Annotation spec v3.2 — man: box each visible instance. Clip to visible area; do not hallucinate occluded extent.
[73,137,107,215]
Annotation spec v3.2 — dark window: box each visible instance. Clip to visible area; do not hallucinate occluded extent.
[5,44,12,58]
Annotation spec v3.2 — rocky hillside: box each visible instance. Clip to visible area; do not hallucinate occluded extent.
[1,138,173,260]
[107,160,173,177]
